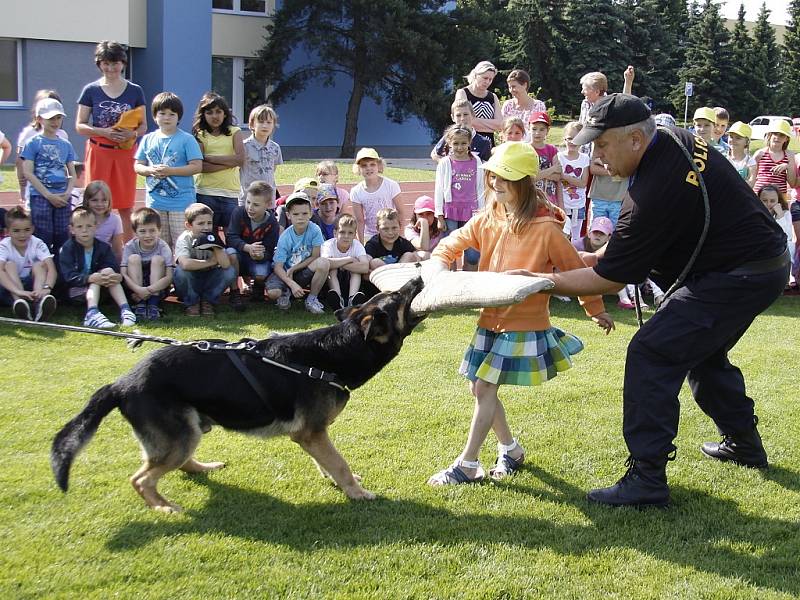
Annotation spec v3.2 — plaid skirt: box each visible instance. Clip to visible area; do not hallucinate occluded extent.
[459,326,584,386]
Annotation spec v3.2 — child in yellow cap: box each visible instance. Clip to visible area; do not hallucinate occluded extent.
[726,121,756,186]
[753,119,798,195]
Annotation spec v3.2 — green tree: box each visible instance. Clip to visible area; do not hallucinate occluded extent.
[250,0,456,157]
[780,0,800,114]
[670,0,735,113]
[728,4,760,120]
[750,2,782,114]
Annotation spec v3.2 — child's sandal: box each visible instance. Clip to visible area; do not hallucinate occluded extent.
[427,459,485,486]
[489,441,526,480]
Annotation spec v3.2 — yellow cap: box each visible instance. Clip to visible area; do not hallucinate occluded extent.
[480,142,539,181]
[728,121,751,139]
[692,107,716,123]
[767,119,792,138]
[354,147,381,164]
[293,177,319,192]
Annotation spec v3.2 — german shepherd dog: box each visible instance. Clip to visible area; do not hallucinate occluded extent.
[51,278,425,512]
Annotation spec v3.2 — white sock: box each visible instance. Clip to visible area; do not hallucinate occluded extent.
[498,439,518,454]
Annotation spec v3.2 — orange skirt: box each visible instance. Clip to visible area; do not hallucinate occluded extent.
[84,139,138,210]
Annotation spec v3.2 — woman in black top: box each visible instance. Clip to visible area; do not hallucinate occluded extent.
[454,61,503,147]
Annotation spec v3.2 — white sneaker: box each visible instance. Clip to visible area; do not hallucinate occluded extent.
[120,307,137,327]
[84,310,115,329]
[305,295,325,314]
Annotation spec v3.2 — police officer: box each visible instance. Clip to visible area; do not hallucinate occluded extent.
[527,94,789,507]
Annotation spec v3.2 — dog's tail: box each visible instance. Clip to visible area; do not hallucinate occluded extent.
[51,384,120,492]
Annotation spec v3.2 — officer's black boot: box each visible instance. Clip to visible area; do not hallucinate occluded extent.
[700,416,768,468]
[587,454,673,508]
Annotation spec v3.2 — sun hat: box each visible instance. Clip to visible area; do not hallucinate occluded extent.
[317,183,339,202]
[413,195,435,214]
[727,121,752,139]
[354,147,381,164]
[589,217,614,236]
[285,190,312,210]
[571,94,652,146]
[692,107,717,123]
[528,111,551,126]
[293,177,319,192]
[480,142,539,181]
[35,98,66,119]
[767,119,792,138]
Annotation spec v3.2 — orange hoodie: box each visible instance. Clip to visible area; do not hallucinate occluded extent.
[433,206,605,331]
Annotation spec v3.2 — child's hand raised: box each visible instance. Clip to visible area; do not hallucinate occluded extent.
[592,311,615,334]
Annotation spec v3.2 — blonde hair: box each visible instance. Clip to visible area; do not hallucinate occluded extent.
[482,173,554,235]
[334,213,357,231]
[579,72,608,94]
[451,99,474,117]
[82,180,113,217]
[465,61,497,85]
[184,202,213,224]
[563,121,583,139]
[248,104,278,130]
[316,160,339,178]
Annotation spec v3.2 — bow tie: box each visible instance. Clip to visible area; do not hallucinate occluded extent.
[565,165,582,176]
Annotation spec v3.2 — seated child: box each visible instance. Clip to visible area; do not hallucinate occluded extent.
[366,208,425,271]
[0,206,58,321]
[265,191,328,314]
[82,180,123,261]
[276,177,319,231]
[226,180,279,304]
[173,203,235,317]
[320,213,370,310]
[316,160,352,214]
[405,195,443,255]
[58,207,136,329]
[120,207,175,321]
[312,183,340,240]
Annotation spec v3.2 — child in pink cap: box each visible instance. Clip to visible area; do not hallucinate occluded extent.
[405,195,444,255]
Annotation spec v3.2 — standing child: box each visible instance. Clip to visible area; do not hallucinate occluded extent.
[120,207,174,321]
[528,112,562,209]
[753,120,798,195]
[69,163,87,209]
[501,117,526,143]
[316,160,352,214]
[405,195,443,254]
[266,192,328,313]
[82,180,123,261]
[712,107,731,153]
[692,107,717,146]
[134,92,204,249]
[727,121,756,187]
[427,142,613,485]
[433,125,484,270]
[572,216,613,254]
[430,100,492,163]
[226,181,279,304]
[350,148,402,243]
[240,104,283,206]
[193,92,245,232]
[0,206,57,321]
[557,121,591,240]
[759,185,795,287]
[58,207,135,329]
[20,98,77,254]
[321,213,370,310]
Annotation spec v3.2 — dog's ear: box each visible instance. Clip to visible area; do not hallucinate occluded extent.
[335,306,359,322]
[359,309,391,341]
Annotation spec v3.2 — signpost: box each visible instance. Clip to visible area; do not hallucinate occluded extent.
[684,82,693,128]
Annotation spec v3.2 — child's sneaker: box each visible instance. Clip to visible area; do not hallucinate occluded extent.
[250,283,266,303]
[276,290,291,310]
[12,298,32,320]
[325,289,343,311]
[229,289,246,312]
[305,294,325,315]
[146,305,161,320]
[84,310,115,329]
[134,301,147,320]
[348,291,367,307]
[185,304,201,317]
[200,301,215,316]
[120,307,137,327]
[34,294,57,322]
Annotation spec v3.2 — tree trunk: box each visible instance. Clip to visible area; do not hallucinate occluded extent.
[340,75,364,158]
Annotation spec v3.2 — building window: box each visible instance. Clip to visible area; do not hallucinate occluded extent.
[212,57,267,126]
[212,0,267,15]
[0,39,22,107]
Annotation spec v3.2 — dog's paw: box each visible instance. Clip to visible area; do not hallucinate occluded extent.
[352,472,363,484]
[153,502,183,514]
[347,487,376,501]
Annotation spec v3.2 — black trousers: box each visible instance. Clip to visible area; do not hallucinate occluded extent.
[622,264,789,459]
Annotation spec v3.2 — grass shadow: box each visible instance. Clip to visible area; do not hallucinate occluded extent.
[106,466,800,596]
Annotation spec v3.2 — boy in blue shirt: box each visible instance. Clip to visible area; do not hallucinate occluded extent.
[134,92,203,249]
[20,98,77,253]
[266,191,329,313]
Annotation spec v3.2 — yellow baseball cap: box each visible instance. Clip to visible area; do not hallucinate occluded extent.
[767,119,792,138]
[728,121,752,139]
[293,177,319,192]
[692,107,716,123]
[480,142,539,181]
[354,147,381,164]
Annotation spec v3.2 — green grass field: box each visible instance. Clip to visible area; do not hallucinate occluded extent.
[1,297,798,599]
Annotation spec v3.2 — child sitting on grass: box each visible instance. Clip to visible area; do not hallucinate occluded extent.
[58,207,135,329]
[321,213,370,310]
[81,180,123,261]
[0,206,57,321]
[120,207,174,321]
[366,208,426,271]
[405,195,443,254]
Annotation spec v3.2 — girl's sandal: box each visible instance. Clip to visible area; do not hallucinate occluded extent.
[489,441,526,480]
[427,459,485,486]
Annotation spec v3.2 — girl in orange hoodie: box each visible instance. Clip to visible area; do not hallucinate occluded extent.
[428,142,614,486]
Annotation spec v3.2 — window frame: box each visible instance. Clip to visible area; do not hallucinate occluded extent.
[212,55,267,126]
[211,0,268,16]
[0,38,23,108]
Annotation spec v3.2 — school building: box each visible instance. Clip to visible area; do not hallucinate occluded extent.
[0,0,432,160]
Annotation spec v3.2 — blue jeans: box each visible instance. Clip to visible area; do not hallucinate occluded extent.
[444,218,480,265]
[0,275,33,306]
[590,199,622,227]
[196,193,238,231]
[236,250,272,279]
[173,266,235,306]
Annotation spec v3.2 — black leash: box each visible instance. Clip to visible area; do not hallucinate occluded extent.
[0,315,348,391]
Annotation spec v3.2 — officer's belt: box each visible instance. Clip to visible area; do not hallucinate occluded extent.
[727,249,790,276]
